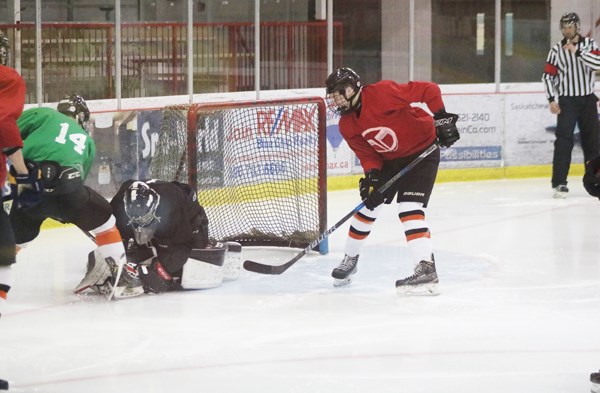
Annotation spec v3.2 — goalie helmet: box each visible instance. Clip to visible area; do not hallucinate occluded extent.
[0,31,9,66]
[57,94,90,128]
[559,12,580,32]
[124,181,161,245]
[325,67,362,115]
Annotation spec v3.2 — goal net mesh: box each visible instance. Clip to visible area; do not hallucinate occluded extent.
[151,98,327,250]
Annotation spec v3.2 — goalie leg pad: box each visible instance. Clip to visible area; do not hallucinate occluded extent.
[73,250,112,294]
[223,241,242,281]
[182,243,227,289]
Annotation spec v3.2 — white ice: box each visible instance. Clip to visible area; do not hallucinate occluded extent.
[2,177,600,393]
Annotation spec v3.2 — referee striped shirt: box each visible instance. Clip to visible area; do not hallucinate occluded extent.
[542,35,600,101]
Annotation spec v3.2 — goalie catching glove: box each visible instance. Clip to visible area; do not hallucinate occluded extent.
[433,110,460,148]
[8,160,43,209]
[359,169,385,210]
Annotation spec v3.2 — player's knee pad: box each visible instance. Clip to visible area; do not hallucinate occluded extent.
[73,188,113,231]
[181,242,227,289]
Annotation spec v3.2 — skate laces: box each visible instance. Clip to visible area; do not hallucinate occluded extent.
[339,255,358,270]
[409,261,434,279]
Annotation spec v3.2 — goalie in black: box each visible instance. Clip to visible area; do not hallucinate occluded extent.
[74,179,241,297]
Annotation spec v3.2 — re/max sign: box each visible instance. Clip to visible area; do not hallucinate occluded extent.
[226,107,317,141]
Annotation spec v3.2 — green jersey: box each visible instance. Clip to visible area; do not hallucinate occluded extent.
[17,107,96,179]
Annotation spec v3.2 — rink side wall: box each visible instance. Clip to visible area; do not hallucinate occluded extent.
[24,81,599,196]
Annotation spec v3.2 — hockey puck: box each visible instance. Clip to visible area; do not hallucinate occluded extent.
[0,378,8,390]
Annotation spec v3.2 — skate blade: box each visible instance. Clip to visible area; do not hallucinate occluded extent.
[333,276,354,287]
[396,282,440,296]
[553,191,568,199]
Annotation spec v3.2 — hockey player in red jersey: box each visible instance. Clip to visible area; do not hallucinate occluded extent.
[325,67,459,294]
[75,179,241,297]
[0,65,30,322]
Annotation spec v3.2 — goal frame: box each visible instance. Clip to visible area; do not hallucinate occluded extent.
[184,97,328,253]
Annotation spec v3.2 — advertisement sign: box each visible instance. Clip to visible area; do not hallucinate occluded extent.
[136,110,163,179]
[441,94,504,168]
[217,105,321,187]
[503,93,584,166]
[325,110,360,175]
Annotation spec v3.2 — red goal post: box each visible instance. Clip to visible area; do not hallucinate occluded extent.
[151,97,329,253]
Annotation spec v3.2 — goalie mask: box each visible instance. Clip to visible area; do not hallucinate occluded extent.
[325,67,362,115]
[0,31,9,66]
[124,181,161,245]
[559,12,580,33]
[57,94,90,128]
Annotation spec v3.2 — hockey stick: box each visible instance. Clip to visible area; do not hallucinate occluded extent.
[243,142,440,275]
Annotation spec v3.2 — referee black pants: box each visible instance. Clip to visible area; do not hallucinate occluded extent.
[552,94,600,188]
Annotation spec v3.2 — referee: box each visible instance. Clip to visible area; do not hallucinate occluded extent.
[542,12,600,198]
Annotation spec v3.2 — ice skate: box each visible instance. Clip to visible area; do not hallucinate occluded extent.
[552,184,568,199]
[591,370,600,393]
[396,260,439,296]
[332,254,358,287]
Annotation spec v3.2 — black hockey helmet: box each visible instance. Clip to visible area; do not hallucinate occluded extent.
[559,12,580,32]
[57,94,90,128]
[325,67,362,115]
[0,31,9,66]
[124,181,161,244]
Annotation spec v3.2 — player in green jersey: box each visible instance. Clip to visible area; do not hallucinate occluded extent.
[8,95,131,299]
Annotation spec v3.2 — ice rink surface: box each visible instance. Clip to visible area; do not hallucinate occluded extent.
[2,177,600,393]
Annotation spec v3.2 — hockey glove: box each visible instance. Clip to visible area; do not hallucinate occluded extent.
[126,242,155,265]
[9,160,43,209]
[433,110,460,148]
[138,259,180,294]
[359,169,385,210]
[583,156,600,199]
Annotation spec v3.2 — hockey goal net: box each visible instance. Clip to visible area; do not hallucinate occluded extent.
[151,97,328,252]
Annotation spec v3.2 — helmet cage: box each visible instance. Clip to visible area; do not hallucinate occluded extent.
[0,46,7,66]
[325,67,361,115]
[0,31,9,66]
[124,182,161,229]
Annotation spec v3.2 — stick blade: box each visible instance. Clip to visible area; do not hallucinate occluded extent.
[243,259,291,275]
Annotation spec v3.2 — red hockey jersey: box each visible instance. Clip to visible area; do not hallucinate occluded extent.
[338,80,444,172]
[0,65,26,185]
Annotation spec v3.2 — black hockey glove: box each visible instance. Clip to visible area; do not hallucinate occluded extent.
[138,259,181,294]
[433,110,460,148]
[126,242,155,264]
[9,160,43,209]
[359,169,385,210]
[583,156,600,199]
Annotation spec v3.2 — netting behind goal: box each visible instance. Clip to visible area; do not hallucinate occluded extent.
[151,97,328,252]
